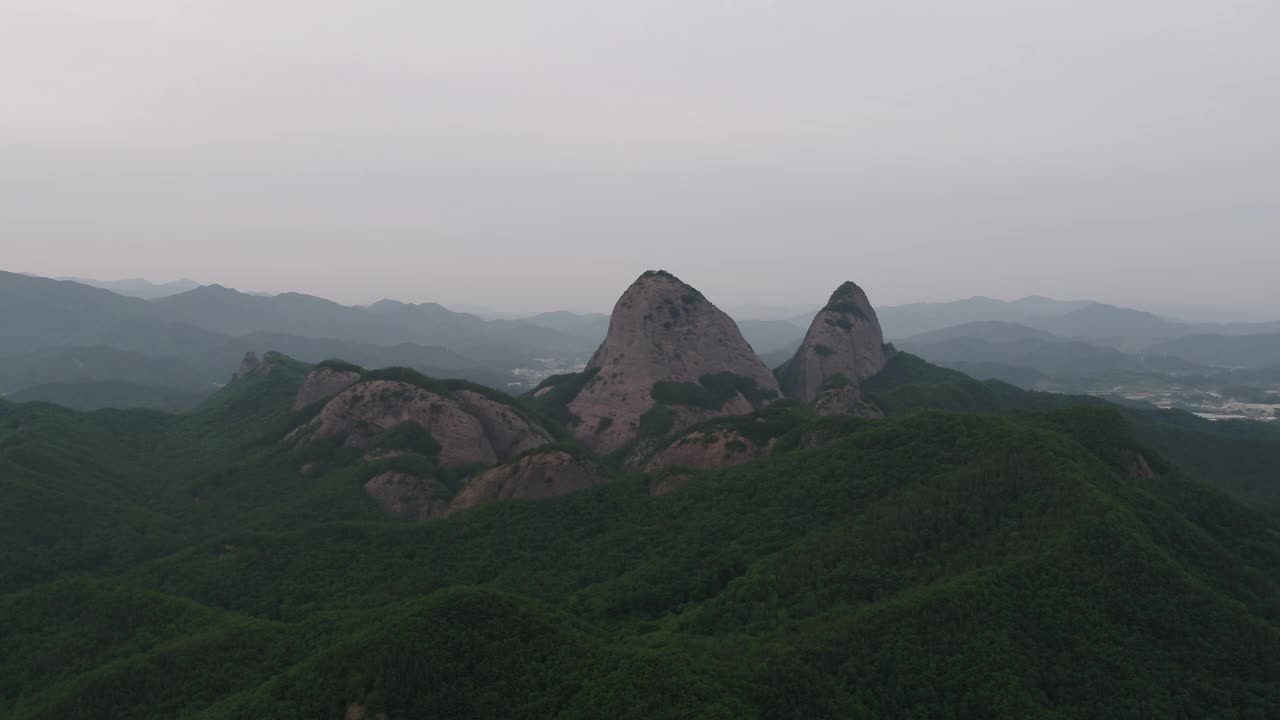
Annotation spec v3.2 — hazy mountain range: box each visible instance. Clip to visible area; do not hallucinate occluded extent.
[4,269,1280,717]
[4,269,1280,413]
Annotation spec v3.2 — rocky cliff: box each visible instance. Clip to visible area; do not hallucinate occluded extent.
[362,450,602,522]
[287,378,552,467]
[564,271,781,454]
[292,365,361,410]
[447,450,604,516]
[776,281,891,416]
[644,429,776,472]
[363,471,453,522]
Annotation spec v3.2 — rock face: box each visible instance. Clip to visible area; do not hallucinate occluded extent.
[777,282,891,416]
[292,367,361,411]
[287,380,552,467]
[362,451,602,522]
[363,471,452,521]
[567,271,781,454]
[235,351,263,379]
[811,382,885,419]
[447,450,603,516]
[453,390,550,459]
[645,429,776,472]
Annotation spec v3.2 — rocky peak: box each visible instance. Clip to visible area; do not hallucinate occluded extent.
[287,379,552,467]
[566,270,780,453]
[235,351,263,379]
[777,281,890,413]
[447,450,604,517]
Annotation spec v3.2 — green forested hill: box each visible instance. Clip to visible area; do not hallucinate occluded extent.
[2,353,1279,718]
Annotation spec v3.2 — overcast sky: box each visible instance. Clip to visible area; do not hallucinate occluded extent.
[3,1,1278,315]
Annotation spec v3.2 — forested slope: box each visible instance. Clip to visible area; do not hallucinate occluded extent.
[2,353,1278,718]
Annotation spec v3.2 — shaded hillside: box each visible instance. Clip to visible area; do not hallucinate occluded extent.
[1146,332,1280,368]
[0,271,225,357]
[1125,409,1280,510]
[0,273,553,406]
[900,320,1058,345]
[9,381,210,413]
[3,390,1279,717]
[3,337,1280,718]
[877,295,1091,339]
[1029,303,1190,349]
[899,336,1191,380]
[57,276,201,299]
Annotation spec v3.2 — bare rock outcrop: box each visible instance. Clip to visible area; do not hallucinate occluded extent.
[454,390,552,458]
[292,366,361,411]
[811,381,886,418]
[363,471,453,521]
[645,429,776,472]
[566,271,781,454]
[235,351,264,379]
[447,450,603,516]
[287,380,550,467]
[777,281,891,416]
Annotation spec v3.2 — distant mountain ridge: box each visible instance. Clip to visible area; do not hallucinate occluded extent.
[900,320,1060,345]
[6,269,1280,412]
[877,295,1093,339]
[55,275,201,299]
[0,271,600,408]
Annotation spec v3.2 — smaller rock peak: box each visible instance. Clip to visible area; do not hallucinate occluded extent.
[823,281,871,312]
[776,280,888,408]
[236,351,262,379]
[639,269,680,282]
[622,270,707,305]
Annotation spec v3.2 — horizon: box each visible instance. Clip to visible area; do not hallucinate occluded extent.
[12,266,1278,324]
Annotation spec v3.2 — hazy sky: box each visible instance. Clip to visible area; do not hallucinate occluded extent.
[3,1,1278,314]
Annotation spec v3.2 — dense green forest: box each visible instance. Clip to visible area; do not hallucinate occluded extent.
[2,353,1279,718]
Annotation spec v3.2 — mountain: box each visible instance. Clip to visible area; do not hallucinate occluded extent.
[0,271,226,357]
[900,335,1172,377]
[1145,332,1280,368]
[896,317,1215,393]
[8,381,210,412]
[207,333,510,388]
[1030,303,1192,349]
[5,270,1280,717]
[521,311,610,343]
[0,345,211,396]
[547,270,781,455]
[900,320,1059,345]
[776,281,890,416]
[156,285,406,343]
[57,276,201,299]
[0,272,606,404]
[2,348,1279,717]
[876,295,1092,339]
[0,271,518,402]
[366,299,598,360]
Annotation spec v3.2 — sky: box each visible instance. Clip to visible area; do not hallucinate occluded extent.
[3,1,1278,316]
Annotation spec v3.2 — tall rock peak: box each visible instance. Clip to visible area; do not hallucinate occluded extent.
[565,270,780,454]
[777,280,890,415]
